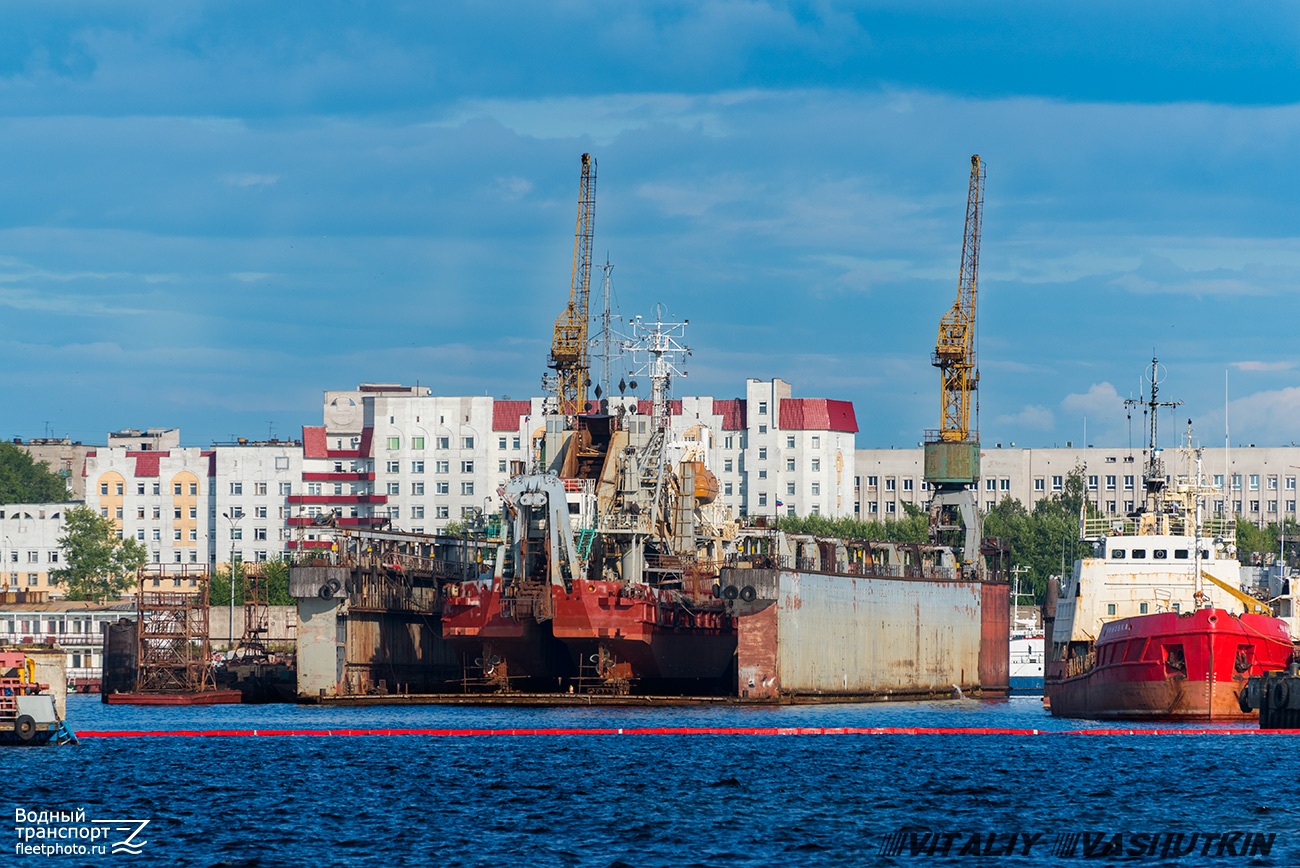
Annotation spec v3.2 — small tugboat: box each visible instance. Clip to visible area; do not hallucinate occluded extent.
[1045,359,1293,721]
[1,651,76,745]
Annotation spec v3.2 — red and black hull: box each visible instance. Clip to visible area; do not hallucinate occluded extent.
[441,584,573,680]
[551,581,736,687]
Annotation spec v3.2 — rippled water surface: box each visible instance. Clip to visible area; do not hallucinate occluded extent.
[7,695,1299,866]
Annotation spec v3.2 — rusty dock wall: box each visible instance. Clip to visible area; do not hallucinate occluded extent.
[732,568,1008,701]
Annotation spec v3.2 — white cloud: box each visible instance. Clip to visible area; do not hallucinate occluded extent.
[221,173,279,188]
[1232,360,1295,373]
[995,404,1054,431]
[1062,382,1123,417]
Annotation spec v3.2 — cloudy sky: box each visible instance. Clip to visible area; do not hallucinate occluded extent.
[4,2,1300,450]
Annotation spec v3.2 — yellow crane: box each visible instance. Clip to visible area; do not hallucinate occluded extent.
[548,153,597,418]
[934,154,984,445]
[924,155,985,577]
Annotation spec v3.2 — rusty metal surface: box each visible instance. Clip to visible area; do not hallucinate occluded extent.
[773,570,986,696]
[979,582,1010,692]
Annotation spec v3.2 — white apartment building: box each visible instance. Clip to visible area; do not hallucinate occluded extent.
[0,502,74,594]
[856,444,1300,525]
[211,440,303,566]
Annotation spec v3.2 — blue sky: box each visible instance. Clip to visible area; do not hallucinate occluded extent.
[4,2,1300,450]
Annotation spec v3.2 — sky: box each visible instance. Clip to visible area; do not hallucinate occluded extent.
[5,2,1300,451]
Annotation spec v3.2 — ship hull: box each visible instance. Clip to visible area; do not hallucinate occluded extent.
[1046,608,1292,721]
[551,582,735,683]
[441,585,574,680]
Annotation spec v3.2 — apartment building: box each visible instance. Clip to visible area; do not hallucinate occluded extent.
[0,502,74,594]
[855,443,1300,524]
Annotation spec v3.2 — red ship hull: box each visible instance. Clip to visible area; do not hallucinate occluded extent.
[441,584,573,680]
[551,580,736,682]
[1046,608,1293,721]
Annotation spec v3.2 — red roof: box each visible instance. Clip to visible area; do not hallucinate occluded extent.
[712,399,747,431]
[779,399,859,433]
[635,399,683,416]
[302,426,327,459]
[493,400,532,432]
[129,451,162,478]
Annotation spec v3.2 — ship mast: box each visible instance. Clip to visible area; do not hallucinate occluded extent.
[1123,357,1182,525]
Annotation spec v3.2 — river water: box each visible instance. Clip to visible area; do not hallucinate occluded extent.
[6,694,1298,866]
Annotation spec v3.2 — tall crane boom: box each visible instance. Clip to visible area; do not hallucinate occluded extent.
[923,155,986,580]
[548,153,597,418]
[934,154,984,444]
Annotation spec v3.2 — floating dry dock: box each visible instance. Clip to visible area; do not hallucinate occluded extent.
[290,524,1008,704]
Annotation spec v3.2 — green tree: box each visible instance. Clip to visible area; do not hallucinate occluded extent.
[49,505,148,601]
[0,442,68,504]
[210,558,293,607]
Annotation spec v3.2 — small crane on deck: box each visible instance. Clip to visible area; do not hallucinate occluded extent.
[547,153,598,419]
[924,155,986,579]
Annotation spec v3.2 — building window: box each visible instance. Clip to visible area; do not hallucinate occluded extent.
[811,436,820,449]
[229,482,241,495]
[902,478,912,491]
[255,482,267,496]
[307,482,322,495]
[758,401,767,415]
[758,493,767,506]
[231,528,243,540]
[386,482,400,495]
[437,482,449,495]
[461,460,474,473]
[189,529,198,541]
[437,436,450,450]
[724,483,733,496]
[174,529,182,540]
[786,435,795,448]
[1269,476,1279,490]
[1034,478,1045,492]
[189,483,197,495]
[189,507,197,519]
[758,470,767,480]
[100,483,109,495]
[986,479,996,491]
[412,483,425,495]
[254,528,267,540]
[462,437,475,449]
[512,437,521,450]
[758,425,767,434]
[115,483,123,495]
[1250,474,1260,490]
[412,506,425,519]
[255,506,267,519]
[462,482,475,496]
[412,460,424,474]
[498,460,507,473]
[1251,500,1261,512]
[1000,479,1010,491]
[1088,475,1098,490]
[386,460,400,473]
[724,436,733,450]
[173,483,182,495]
[758,448,767,460]
[785,459,795,472]
[885,478,896,491]
[1123,475,1134,490]
[724,459,734,473]
[436,460,449,474]
[279,482,292,495]
[1052,476,1064,491]
[386,436,400,450]
[811,482,820,496]
[436,506,449,519]
[412,436,425,450]
[885,501,896,514]
[787,482,796,495]
[152,529,161,541]
[137,483,145,495]
[867,476,878,488]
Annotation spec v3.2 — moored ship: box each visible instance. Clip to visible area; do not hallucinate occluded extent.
[1045,359,1293,720]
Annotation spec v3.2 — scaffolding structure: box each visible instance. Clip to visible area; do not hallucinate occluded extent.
[134,572,214,694]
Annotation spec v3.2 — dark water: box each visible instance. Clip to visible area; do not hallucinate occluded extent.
[6,695,1298,866]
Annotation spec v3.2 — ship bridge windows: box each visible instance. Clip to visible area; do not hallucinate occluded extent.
[1153,549,1168,560]
[1174,549,1190,560]
[1131,549,1147,559]
[1110,549,1126,559]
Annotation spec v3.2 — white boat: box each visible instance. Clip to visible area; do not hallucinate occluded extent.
[1009,571,1044,693]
